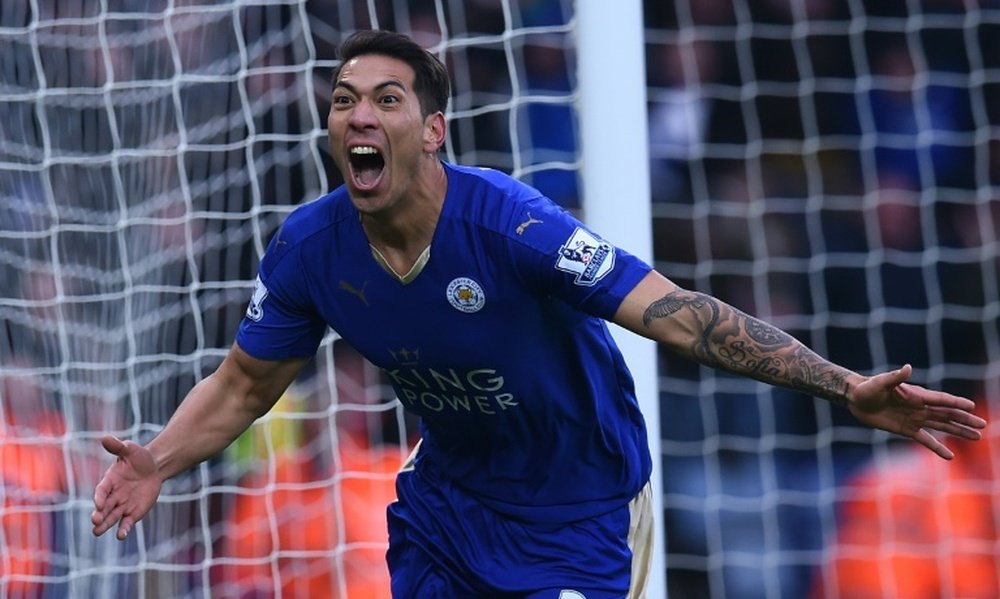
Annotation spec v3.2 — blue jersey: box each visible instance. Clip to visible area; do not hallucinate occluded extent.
[236,162,653,523]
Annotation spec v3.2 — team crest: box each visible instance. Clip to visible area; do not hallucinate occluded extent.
[246,275,269,321]
[555,227,615,286]
[446,277,486,313]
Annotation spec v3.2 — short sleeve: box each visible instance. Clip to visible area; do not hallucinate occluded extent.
[506,196,652,319]
[235,233,326,360]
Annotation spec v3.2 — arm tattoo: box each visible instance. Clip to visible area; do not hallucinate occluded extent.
[643,290,851,406]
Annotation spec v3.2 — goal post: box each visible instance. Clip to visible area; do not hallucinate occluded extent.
[575,2,666,598]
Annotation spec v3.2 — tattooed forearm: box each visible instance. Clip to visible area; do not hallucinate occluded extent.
[643,293,704,325]
[643,290,852,406]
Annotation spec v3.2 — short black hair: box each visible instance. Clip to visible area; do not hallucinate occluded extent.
[333,30,450,118]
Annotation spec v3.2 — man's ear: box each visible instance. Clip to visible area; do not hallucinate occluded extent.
[423,111,447,153]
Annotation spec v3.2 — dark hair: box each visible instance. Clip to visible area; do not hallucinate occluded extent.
[333,30,450,118]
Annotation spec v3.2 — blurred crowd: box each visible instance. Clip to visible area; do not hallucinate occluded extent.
[1,0,998,597]
[642,1,999,597]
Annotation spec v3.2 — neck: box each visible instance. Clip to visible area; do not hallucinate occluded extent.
[362,157,446,254]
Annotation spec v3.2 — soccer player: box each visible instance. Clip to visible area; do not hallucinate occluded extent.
[91,30,986,598]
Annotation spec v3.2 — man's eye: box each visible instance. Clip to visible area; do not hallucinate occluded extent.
[380,95,399,104]
[333,95,352,105]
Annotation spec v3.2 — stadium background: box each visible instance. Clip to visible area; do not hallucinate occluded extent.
[1,0,998,597]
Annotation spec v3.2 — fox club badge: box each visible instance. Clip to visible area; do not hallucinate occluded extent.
[447,277,486,313]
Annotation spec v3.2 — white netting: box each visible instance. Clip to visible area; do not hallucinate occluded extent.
[0,0,579,597]
[4,0,998,598]
[645,1,1000,598]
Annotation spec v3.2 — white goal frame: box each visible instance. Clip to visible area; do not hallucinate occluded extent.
[576,3,666,598]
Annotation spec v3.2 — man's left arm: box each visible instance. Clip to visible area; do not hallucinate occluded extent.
[613,271,986,459]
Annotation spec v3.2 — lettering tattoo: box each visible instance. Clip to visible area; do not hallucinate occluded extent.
[643,290,851,406]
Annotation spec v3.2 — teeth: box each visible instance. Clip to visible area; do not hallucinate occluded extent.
[350,146,379,155]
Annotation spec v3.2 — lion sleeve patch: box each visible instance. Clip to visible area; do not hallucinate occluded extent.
[554,227,615,286]
[245,275,269,321]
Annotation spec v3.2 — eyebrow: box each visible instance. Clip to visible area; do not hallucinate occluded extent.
[334,79,408,95]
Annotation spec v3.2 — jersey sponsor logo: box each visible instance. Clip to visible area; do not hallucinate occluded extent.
[555,227,615,286]
[446,277,486,313]
[246,275,268,321]
[515,211,543,234]
[386,366,519,415]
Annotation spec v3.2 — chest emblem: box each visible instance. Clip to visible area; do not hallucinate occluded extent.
[446,277,486,313]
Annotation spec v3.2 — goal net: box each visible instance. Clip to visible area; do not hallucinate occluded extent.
[0,0,582,597]
[645,2,999,598]
[1,1,997,599]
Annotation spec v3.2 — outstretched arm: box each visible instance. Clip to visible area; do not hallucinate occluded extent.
[614,271,986,459]
[91,344,308,540]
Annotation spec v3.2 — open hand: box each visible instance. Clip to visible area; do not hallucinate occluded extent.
[91,435,162,540]
[848,364,987,459]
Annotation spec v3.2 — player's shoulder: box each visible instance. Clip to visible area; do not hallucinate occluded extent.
[261,186,354,275]
[443,162,567,234]
[445,162,541,205]
[277,186,353,245]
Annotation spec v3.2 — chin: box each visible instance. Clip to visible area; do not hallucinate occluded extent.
[349,192,390,216]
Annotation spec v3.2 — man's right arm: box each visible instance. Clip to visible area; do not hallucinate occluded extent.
[611,270,985,460]
[91,343,309,540]
[147,343,309,480]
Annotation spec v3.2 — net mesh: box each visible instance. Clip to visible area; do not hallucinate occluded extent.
[646,1,999,597]
[1,0,998,598]
[0,0,577,597]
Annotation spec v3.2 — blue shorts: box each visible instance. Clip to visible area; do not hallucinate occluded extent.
[386,462,651,598]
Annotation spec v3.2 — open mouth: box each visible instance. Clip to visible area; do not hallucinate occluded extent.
[348,146,385,191]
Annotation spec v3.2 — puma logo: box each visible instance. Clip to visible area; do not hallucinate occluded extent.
[339,279,369,306]
[516,212,543,235]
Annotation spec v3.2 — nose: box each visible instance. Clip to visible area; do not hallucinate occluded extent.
[348,97,378,129]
